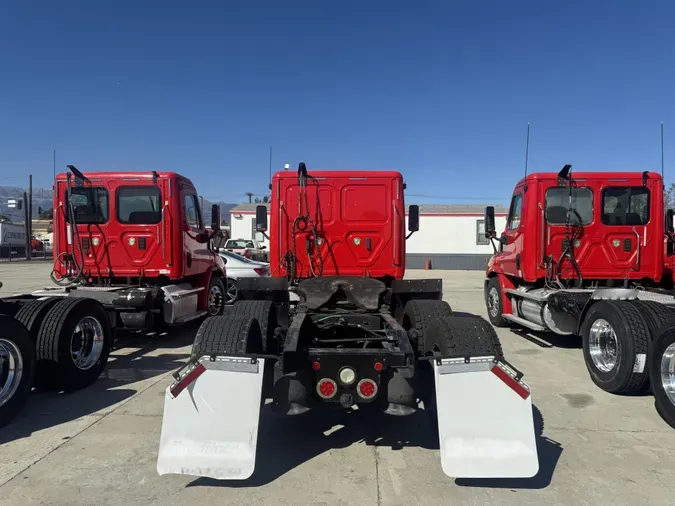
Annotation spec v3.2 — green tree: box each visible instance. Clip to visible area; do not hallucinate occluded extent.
[254,195,270,204]
[665,183,675,210]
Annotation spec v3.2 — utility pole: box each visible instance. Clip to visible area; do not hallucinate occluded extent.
[53,149,56,180]
[28,174,33,258]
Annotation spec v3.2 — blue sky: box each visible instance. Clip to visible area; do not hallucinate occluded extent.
[1,0,674,205]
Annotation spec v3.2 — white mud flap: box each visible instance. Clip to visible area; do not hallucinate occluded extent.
[157,356,265,480]
[433,356,539,479]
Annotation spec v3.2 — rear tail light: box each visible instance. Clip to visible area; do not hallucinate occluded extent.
[357,378,378,399]
[316,378,337,399]
[253,267,268,276]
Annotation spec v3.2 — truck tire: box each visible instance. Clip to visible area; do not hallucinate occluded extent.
[229,300,278,353]
[649,323,675,429]
[190,314,263,362]
[485,276,508,327]
[14,298,61,342]
[0,315,36,428]
[580,300,650,395]
[631,300,674,339]
[401,299,453,353]
[206,275,226,316]
[422,314,504,360]
[35,298,113,392]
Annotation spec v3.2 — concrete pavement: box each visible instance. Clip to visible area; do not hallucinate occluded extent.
[1,263,674,505]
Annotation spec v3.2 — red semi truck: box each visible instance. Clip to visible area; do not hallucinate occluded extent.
[157,163,540,481]
[482,165,675,428]
[0,165,227,427]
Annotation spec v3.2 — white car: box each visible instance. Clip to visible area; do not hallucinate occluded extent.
[219,250,270,303]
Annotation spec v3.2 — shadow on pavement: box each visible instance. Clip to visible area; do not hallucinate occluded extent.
[511,328,582,350]
[0,322,199,445]
[189,404,561,490]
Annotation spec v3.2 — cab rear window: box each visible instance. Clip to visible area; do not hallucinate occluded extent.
[545,187,593,225]
[117,186,162,224]
[602,187,650,226]
[67,187,109,224]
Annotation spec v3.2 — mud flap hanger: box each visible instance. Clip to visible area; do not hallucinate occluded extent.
[169,353,279,399]
[419,351,529,400]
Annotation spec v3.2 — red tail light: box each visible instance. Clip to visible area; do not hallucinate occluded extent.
[253,267,268,276]
[243,250,251,258]
[357,378,378,399]
[316,378,337,399]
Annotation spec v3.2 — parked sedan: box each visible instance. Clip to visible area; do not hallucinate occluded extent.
[218,250,270,303]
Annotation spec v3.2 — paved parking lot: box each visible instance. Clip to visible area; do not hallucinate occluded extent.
[1,262,674,505]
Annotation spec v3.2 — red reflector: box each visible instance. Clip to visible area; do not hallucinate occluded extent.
[491,365,530,400]
[169,363,206,398]
[312,361,321,371]
[317,378,337,399]
[373,361,384,372]
[357,378,377,399]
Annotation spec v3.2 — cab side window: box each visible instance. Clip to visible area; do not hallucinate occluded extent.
[507,193,523,230]
[184,194,202,229]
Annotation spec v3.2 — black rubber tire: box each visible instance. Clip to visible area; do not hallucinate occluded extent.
[229,300,278,353]
[422,314,505,360]
[190,314,263,362]
[649,323,675,429]
[580,300,650,395]
[14,298,61,342]
[631,300,675,340]
[206,275,226,316]
[485,276,508,327]
[34,297,113,392]
[401,299,453,353]
[0,315,36,428]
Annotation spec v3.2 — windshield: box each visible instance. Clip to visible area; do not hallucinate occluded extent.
[67,187,109,224]
[225,239,255,248]
[545,187,593,225]
[117,186,162,224]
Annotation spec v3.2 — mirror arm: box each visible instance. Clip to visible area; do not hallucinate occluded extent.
[405,231,415,240]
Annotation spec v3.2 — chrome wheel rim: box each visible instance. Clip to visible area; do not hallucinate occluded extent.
[660,342,675,406]
[225,279,238,304]
[208,283,224,314]
[589,318,618,373]
[70,316,105,370]
[487,287,500,318]
[0,338,23,408]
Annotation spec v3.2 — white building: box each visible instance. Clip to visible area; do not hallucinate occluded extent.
[229,203,508,270]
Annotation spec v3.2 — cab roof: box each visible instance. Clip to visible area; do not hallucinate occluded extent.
[273,169,404,180]
[54,170,190,182]
[514,170,662,187]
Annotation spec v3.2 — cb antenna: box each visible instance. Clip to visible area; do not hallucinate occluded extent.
[661,122,665,183]
[523,122,530,190]
[268,145,273,191]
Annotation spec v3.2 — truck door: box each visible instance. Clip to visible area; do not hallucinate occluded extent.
[180,186,208,277]
[498,189,525,277]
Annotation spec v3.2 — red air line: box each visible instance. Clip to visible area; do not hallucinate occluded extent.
[491,365,530,400]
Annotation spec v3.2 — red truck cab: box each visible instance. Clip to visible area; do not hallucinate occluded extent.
[265,168,412,282]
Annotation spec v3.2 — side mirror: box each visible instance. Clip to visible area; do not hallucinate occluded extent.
[667,209,674,234]
[256,205,268,232]
[211,204,221,231]
[484,206,496,239]
[260,245,267,250]
[212,233,226,250]
[408,205,419,232]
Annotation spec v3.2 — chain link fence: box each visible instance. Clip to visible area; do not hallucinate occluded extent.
[0,245,52,262]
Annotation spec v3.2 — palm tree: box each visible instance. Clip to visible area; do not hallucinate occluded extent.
[254,195,270,204]
[245,192,254,203]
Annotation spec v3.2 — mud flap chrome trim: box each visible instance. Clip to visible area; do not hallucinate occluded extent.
[433,356,539,479]
[157,356,265,480]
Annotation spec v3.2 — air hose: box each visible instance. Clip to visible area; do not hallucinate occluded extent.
[50,188,86,286]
